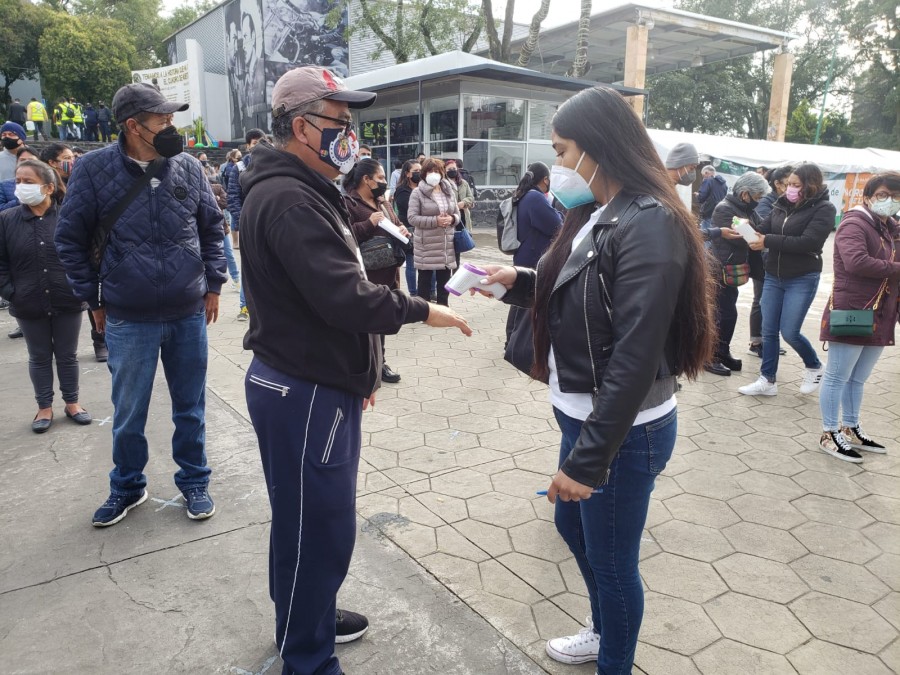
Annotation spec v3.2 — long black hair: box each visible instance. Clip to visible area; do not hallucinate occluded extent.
[342,157,383,192]
[513,162,550,205]
[765,164,793,192]
[39,142,70,164]
[531,86,715,382]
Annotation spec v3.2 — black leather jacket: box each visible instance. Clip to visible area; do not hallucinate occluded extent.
[503,192,688,488]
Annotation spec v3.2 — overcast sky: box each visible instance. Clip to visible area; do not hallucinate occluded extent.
[161,0,674,28]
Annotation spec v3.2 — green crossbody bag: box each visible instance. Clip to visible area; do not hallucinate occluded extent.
[828,249,893,337]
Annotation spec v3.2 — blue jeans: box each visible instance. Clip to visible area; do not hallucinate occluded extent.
[760,272,822,382]
[553,406,677,674]
[404,250,437,296]
[820,343,884,431]
[104,309,211,496]
[222,231,246,309]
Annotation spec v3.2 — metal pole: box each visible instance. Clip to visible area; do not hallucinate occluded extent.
[814,41,838,145]
[418,78,424,155]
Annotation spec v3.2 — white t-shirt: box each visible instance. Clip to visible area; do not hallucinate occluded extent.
[548,205,676,425]
[134,159,161,189]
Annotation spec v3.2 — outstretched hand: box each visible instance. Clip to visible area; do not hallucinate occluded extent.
[425,304,472,336]
[469,265,517,298]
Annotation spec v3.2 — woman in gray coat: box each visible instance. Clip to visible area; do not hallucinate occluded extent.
[408,157,460,306]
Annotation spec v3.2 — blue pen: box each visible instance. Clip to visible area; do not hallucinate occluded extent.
[536,489,603,496]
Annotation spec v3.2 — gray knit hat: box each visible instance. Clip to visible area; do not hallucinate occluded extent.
[665,142,699,169]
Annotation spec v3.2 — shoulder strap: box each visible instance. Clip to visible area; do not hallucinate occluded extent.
[89,158,165,271]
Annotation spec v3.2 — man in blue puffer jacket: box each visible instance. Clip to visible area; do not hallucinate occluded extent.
[55,83,227,527]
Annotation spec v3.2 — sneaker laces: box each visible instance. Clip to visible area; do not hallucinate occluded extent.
[828,431,855,453]
[185,487,209,502]
[102,494,125,508]
[848,426,873,443]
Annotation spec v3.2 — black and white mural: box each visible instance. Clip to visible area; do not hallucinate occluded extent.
[264,0,349,101]
[225,0,268,138]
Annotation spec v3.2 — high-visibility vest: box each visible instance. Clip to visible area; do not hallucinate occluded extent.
[73,105,83,124]
[28,101,46,121]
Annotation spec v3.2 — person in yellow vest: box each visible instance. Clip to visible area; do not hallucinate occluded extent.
[54,99,76,140]
[26,98,48,141]
[72,100,85,140]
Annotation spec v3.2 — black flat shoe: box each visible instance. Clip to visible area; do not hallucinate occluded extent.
[8,326,23,339]
[720,354,743,372]
[704,362,731,377]
[381,364,401,384]
[93,344,108,362]
[32,413,53,434]
[65,408,92,425]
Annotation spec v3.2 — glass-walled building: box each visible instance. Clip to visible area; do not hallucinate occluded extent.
[345,52,643,198]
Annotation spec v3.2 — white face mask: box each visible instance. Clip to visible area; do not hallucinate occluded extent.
[869,196,900,218]
[550,152,598,209]
[14,183,47,206]
[424,172,441,187]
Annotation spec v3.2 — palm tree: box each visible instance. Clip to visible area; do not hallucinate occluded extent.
[568,0,592,78]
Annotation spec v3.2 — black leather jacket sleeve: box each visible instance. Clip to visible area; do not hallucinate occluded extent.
[502,266,538,308]
[562,207,688,487]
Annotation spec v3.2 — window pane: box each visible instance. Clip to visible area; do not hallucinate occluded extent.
[388,144,420,167]
[429,95,459,143]
[527,143,556,169]
[463,95,524,141]
[529,102,557,141]
[463,141,524,187]
[389,102,420,145]
[359,108,387,146]
[430,141,459,159]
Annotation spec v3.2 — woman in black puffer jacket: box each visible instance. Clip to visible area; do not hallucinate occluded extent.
[705,172,770,376]
[0,160,91,432]
[740,162,836,397]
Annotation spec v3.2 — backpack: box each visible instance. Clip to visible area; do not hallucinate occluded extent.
[496,197,519,254]
[65,105,75,119]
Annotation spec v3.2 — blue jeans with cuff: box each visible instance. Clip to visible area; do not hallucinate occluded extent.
[553,406,677,674]
[104,309,211,496]
[760,272,822,382]
[819,342,884,431]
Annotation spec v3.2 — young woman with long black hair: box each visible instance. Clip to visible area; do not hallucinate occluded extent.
[481,86,715,672]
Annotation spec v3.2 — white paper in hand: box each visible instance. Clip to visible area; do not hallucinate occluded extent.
[378,219,410,244]
[734,219,761,244]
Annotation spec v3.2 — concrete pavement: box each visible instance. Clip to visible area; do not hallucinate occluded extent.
[1,231,899,674]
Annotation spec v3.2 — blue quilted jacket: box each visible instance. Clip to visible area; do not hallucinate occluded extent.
[55,137,226,321]
[0,179,17,212]
[226,153,250,224]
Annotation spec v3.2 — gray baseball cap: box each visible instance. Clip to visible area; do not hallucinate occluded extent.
[272,66,376,119]
[112,83,188,123]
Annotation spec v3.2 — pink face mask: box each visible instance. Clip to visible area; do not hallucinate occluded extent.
[785,186,802,203]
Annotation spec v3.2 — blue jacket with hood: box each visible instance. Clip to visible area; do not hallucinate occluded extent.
[54,136,226,321]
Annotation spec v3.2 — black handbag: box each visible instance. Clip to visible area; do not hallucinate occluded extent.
[359,236,398,271]
[504,306,546,383]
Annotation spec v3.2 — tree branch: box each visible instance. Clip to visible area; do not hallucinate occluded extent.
[358,0,400,60]
[421,0,439,55]
[516,0,551,68]
[462,15,484,53]
[481,0,502,61]
[500,0,516,62]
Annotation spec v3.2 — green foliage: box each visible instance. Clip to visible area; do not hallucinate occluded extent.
[0,0,53,115]
[38,14,136,105]
[355,0,483,63]
[71,0,161,69]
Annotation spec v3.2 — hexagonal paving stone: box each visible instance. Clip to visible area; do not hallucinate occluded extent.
[674,469,746,501]
[397,446,457,475]
[738,450,805,477]
[728,493,806,530]
[467,492,536,528]
[794,450,864,477]
[874,592,900,631]
[420,397,471,417]
[396,385,444,402]
[639,592,722,655]
[378,519,438,558]
[866,553,900,592]
[793,494,876,529]
[735,470,806,500]
[424,429,480,451]
[857,494,900,526]
[454,447,508,468]
[697,417,756,438]
[640,552,727,603]
[495,552,565,597]
[477,428,536,454]
[790,592,898,653]
[722,522,808,563]
[682,450,749,476]
[743,432,807,456]
[791,554,891,604]
[415,491,468,523]
[706,592,811,653]
[419,552,482,593]
[651,475,684,500]
[514,447,558,474]
[491,469,552,498]
[863,521,900,555]
[714,553,808,603]
[497,414,552,435]
[853,472,900,499]
[369,427,425,452]
[650,520,734,562]
[430,468,493,499]
[452,519,512,558]
[694,639,796,675]
[634,642,702,675]
[792,522,882,564]
[434,525,491,562]
[509,520,570,563]
[793,469,870,501]
[440,386,489,404]
[396,412,448,433]
[664,493,740,529]
[360,411,398,433]
[788,639,894,675]
[446,413,499,434]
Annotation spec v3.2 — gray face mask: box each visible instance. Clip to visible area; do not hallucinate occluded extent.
[677,169,696,186]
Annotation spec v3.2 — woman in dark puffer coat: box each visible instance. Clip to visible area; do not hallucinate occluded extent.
[817,171,900,463]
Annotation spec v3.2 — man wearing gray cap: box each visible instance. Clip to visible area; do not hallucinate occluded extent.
[56,82,227,527]
[664,142,699,187]
[239,66,471,674]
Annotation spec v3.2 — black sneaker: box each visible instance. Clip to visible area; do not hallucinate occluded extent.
[0,298,8,310]
[747,342,762,358]
[704,361,731,377]
[335,609,369,644]
[381,364,401,384]
[842,426,887,454]
[8,326,23,339]
[183,486,216,520]
[819,431,863,464]
[93,343,109,362]
[92,490,148,527]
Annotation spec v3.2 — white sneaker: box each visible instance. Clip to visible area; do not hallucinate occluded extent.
[739,375,778,396]
[800,366,824,394]
[545,616,600,665]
